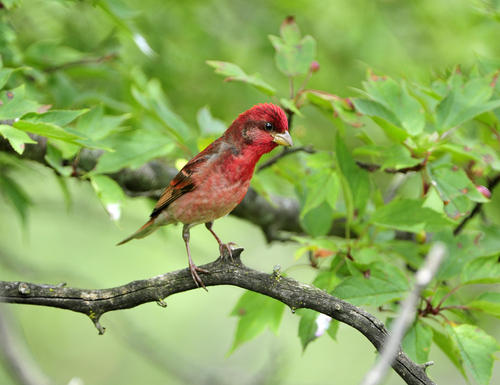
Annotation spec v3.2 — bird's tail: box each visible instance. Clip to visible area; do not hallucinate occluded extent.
[117,218,157,246]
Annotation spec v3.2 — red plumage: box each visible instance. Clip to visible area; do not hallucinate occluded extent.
[118,103,292,289]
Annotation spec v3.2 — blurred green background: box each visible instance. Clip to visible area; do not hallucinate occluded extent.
[1,0,500,384]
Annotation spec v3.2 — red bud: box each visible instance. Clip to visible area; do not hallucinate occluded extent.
[476,185,491,199]
[310,61,320,73]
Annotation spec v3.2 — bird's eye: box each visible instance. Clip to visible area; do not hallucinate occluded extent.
[264,122,273,131]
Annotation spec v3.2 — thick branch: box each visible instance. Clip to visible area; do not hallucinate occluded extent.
[0,249,434,385]
[0,137,347,241]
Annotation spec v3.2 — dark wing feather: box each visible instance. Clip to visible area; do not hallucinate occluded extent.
[149,155,209,218]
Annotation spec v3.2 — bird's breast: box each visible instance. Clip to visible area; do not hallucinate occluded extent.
[167,167,252,225]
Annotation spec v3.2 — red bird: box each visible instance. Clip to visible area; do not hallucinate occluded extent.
[118,103,292,288]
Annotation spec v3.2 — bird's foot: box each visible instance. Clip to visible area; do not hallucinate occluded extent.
[219,242,238,261]
[189,262,210,291]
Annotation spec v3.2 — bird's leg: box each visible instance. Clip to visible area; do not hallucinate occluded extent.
[205,221,233,260]
[182,224,209,291]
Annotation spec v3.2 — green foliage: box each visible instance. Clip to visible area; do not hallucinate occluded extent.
[229,291,285,353]
[1,4,500,383]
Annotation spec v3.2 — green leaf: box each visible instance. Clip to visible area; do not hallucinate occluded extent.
[76,105,131,141]
[0,124,36,154]
[402,322,433,364]
[371,198,452,233]
[230,291,285,353]
[434,230,475,280]
[300,170,339,217]
[0,67,14,89]
[197,106,226,135]
[429,163,488,220]
[44,143,72,177]
[297,309,319,351]
[432,326,467,379]
[451,324,500,385]
[461,255,500,284]
[131,79,193,149]
[468,292,500,318]
[297,309,334,351]
[13,120,84,144]
[331,263,409,306]
[0,85,40,120]
[206,61,276,95]
[0,174,31,225]
[280,98,302,117]
[94,128,176,174]
[269,17,316,77]
[22,109,89,127]
[436,76,500,131]
[90,175,125,221]
[335,134,370,215]
[300,201,334,237]
[362,77,425,136]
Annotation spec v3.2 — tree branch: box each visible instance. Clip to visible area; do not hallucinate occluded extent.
[257,145,315,172]
[0,249,434,385]
[0,137,347,242]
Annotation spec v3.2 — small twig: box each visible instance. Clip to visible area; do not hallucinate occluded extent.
[257,145,316,172]
[436,284,463,310]
[453,174,500,235]
[361,243,446,385]
[355,160,426,174]
[44,53,118,73]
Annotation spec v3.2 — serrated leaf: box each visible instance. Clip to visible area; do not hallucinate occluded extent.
[468,292,500,318]
[429,163,488,220]
[206,61,276,95]
[432,326,467,379]
[362,77,425,136]
[269,30,316,77]
[197,106,226,135]
[436,76,500,131]
[461,255,500,284]
[402,322,433,364]
[0,124,36,154]
[230,291,285,353]
[331,263,409,306]
[451,324,500,385]
[0,174,31,225]
[371,198,452,233]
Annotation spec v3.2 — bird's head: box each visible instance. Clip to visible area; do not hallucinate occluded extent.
[224,103,292,155]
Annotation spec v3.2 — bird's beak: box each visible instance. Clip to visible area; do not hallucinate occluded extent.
[272,131,293,147]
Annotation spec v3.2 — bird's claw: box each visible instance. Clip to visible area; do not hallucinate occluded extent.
[219,242,238,261]
[189,264,209,291]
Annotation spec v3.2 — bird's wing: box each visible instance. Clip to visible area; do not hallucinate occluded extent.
[149,153,212,219]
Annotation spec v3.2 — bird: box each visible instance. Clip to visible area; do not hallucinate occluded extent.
[117,103,292,289]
